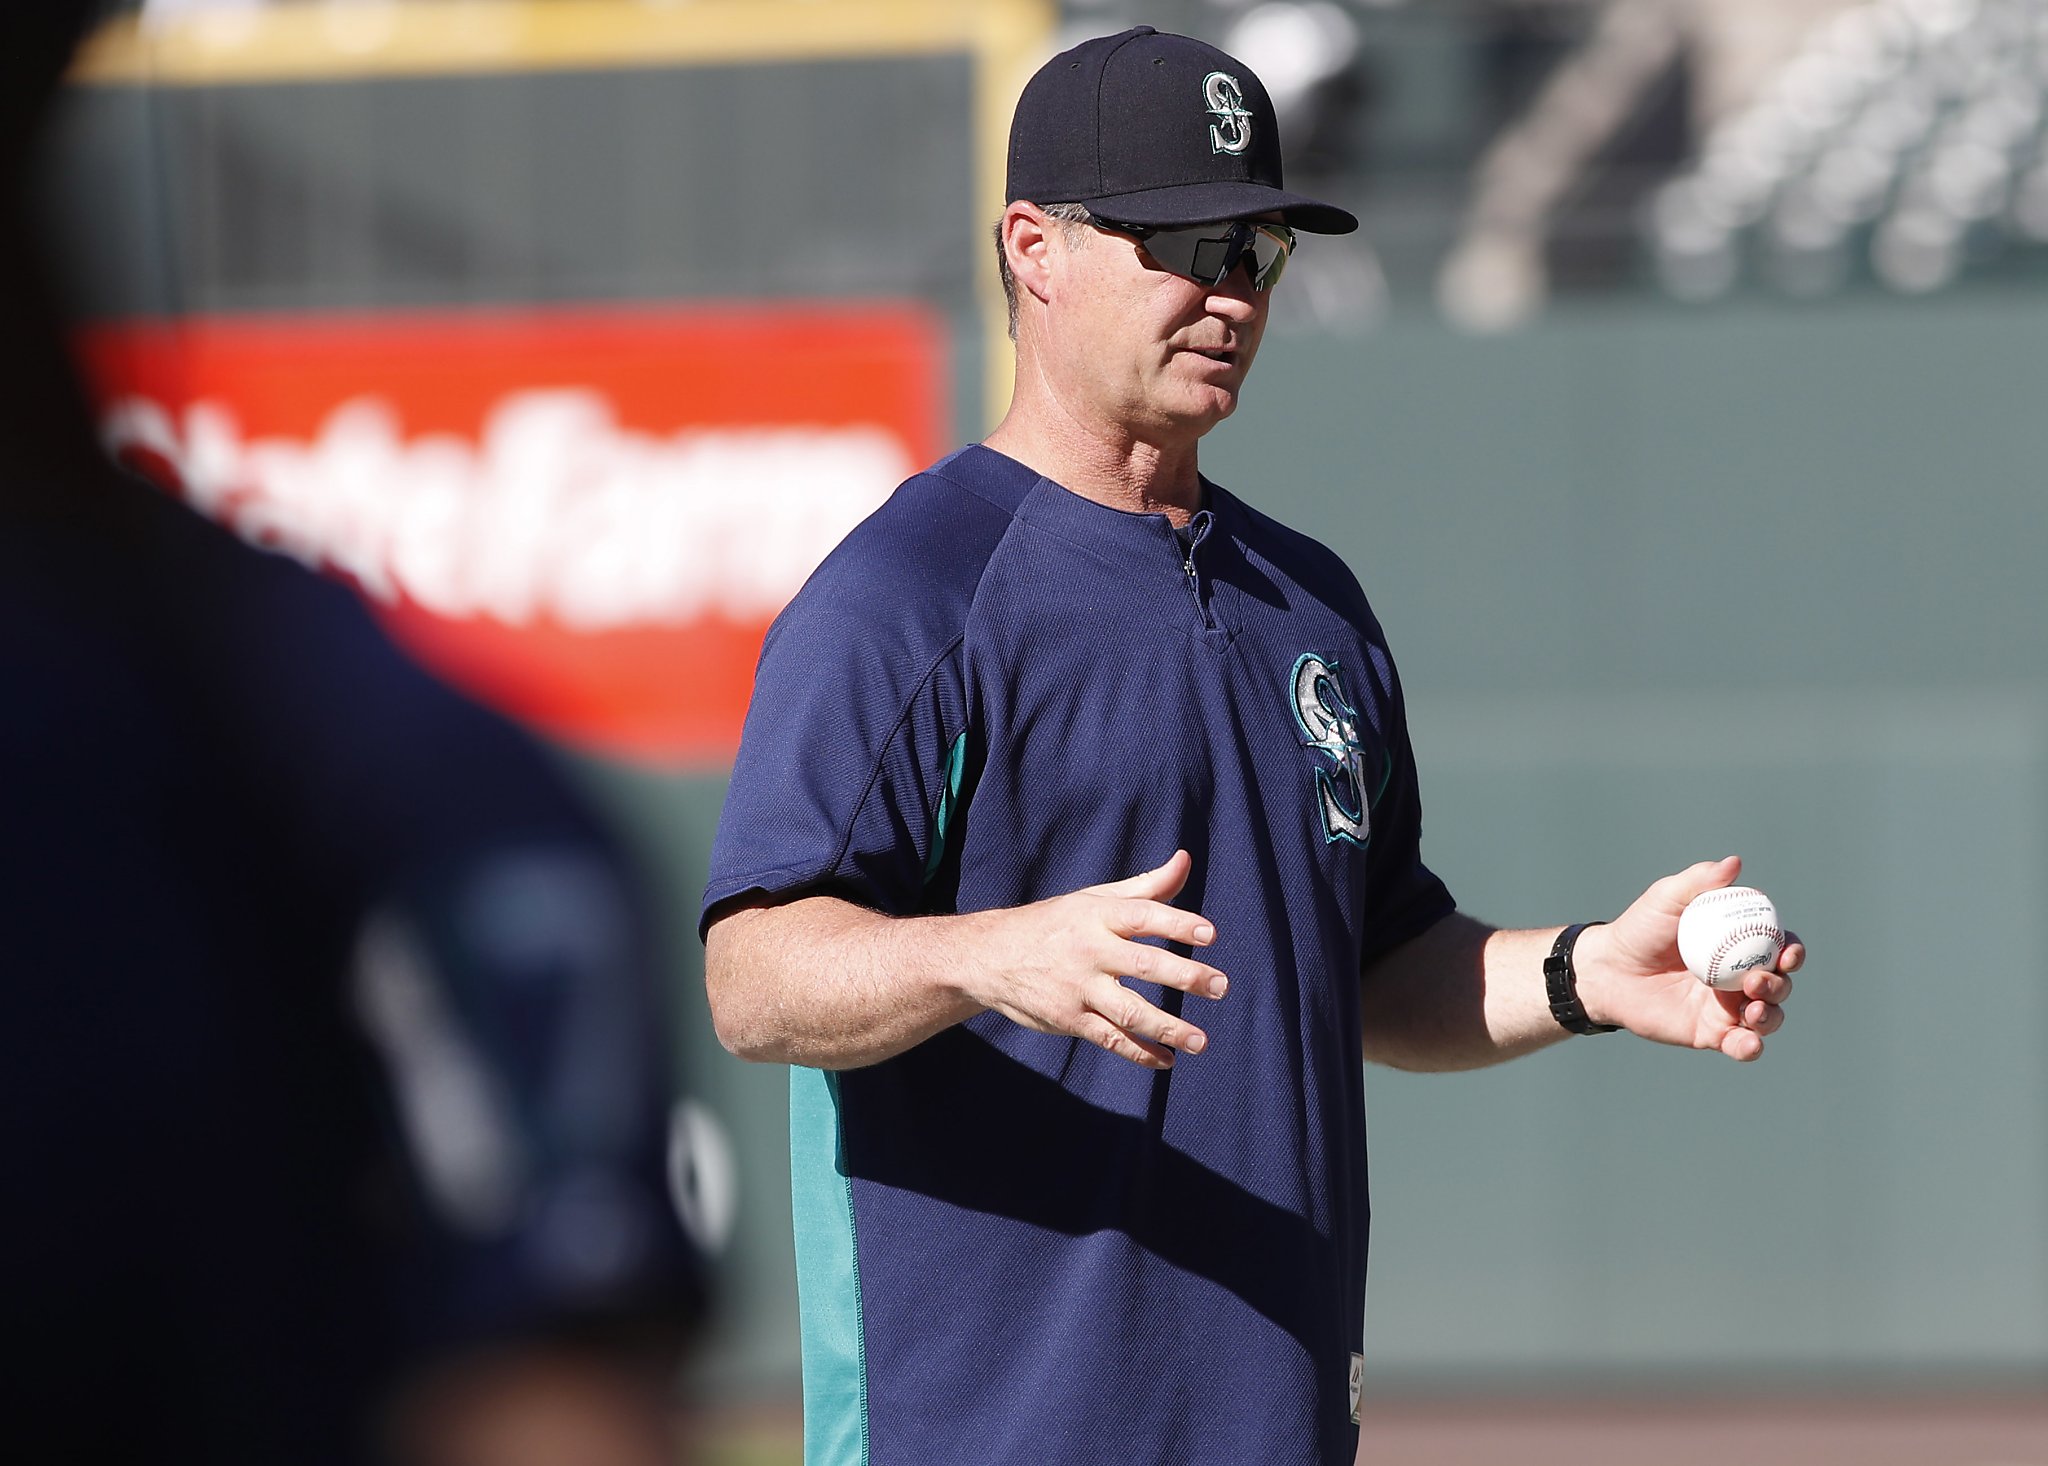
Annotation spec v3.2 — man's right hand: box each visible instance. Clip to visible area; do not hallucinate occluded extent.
[957,848,1227,1069]
[706,849,1225,1071]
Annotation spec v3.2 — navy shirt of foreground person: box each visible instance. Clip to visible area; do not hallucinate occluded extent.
[703,446,1452,1464]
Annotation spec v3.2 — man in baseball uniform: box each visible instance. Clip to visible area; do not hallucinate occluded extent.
[701,26,1802,1466]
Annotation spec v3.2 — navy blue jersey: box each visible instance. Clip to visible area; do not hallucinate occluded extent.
[703,445,1453,1466]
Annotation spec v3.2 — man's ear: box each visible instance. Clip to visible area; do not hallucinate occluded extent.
[1003,203,1057,309]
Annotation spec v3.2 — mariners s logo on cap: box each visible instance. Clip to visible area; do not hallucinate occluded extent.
[1003,27,1359,234]
[1205,72,1253,156]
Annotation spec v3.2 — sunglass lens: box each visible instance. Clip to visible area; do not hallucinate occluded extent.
[1248,226,1296,289]
[1188,235,1235,285]
[1126,227,1201,282]
[1140,224,1292,290]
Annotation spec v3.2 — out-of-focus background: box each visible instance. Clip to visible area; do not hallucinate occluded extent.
[22,0,2048,1461]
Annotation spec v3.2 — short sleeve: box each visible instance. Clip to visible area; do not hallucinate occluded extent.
[1355,639,1455,970]
[698,588,971,937]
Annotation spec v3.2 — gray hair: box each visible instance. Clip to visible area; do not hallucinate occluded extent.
[993,202,1096,341]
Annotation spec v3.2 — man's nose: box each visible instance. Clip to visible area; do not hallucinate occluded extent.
[1207,266,1261,319]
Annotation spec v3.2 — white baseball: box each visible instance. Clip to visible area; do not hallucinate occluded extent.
[1677,886,1784,991]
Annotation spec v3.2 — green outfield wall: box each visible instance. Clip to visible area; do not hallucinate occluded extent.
[584,285,2048,1398]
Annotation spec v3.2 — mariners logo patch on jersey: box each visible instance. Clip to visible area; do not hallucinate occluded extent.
[1204,71,1253,156]
[1291,652,1385,846]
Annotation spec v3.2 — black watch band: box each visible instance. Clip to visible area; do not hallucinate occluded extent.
[1544,921,1618,1035]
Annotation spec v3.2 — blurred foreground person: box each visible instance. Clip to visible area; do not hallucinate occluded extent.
[0,8,704,1465]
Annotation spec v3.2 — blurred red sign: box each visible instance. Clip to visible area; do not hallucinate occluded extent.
[74,306,945,766]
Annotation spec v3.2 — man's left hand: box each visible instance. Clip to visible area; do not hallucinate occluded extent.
[1572,856,1802,1062]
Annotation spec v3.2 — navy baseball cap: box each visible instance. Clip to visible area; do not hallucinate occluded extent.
[1006,26,1358,234]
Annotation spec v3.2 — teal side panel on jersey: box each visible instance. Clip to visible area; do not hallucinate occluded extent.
[790,1066,869,1466]
[923,728,970,884]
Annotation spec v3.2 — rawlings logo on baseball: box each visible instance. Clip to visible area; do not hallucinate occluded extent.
[1677,886,1784,991]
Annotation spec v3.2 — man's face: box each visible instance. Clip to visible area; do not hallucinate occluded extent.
[1037,214,1276,444]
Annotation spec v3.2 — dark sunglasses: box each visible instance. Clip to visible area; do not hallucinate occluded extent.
[1092,217,1297,292]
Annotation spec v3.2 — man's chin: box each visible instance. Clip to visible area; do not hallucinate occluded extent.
[1172,384,1243,432]
[1128,375,1247,440]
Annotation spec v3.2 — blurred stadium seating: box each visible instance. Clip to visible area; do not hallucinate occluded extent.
[1650,0,2048,300]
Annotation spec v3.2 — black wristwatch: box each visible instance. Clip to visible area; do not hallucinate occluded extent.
[1544,921,1618,1035]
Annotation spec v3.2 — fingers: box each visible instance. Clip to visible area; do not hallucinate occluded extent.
[1088,848,1192,904]
[1720,1026,1765,1062]
[1647,854,1744,914]
[1005,852,1228,1070]
[1080,851,1218,950]
[1075,1011,1178,1069]
[1715,958,1792,1062]
[1736,937,1802,1007]
[1737,997,1786,1036]
[1105,897,1218,951]
[1065,944,1224,1070]
[1114,937,1229,999]
[1085,975,1207,1065]
[1742,965,1794,1006]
